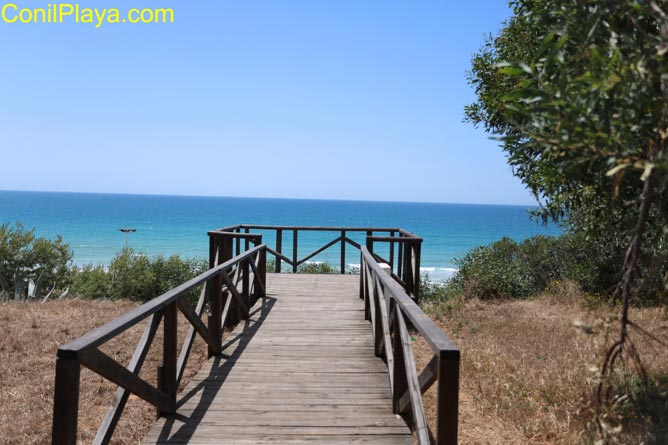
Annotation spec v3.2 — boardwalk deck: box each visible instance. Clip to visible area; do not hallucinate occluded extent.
[142,273,414,445]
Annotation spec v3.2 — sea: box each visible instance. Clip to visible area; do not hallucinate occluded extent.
[0,190,560,281]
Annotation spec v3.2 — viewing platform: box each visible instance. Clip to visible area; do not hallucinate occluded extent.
[51,226,460,445]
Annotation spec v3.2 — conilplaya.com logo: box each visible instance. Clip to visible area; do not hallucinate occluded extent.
[1,3,174,28]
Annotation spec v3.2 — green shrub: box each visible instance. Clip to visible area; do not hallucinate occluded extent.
[108,248,155,301]
[453,237,537,299]
[449,235,592,300]
[443,232,644,301]
[559,231,623,296]
[151,255,208,295]
[0,222,73,298]
[266,258,293,273]
[418,273,465,316]
[72,265,110,300]
[72,248,208,302]
[297,262,339,274]
[419,273,454,303]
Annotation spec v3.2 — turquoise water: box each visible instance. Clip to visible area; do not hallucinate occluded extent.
[0,190,560,280]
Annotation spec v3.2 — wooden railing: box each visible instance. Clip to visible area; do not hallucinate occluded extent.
[211,224,423,301]
[361,246,460,444]
[51,243,267,445]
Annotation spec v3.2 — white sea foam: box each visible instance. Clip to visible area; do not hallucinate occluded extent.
[345,263,457,281]
[421,267,458,281]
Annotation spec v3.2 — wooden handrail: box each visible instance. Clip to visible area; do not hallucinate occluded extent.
[58,247,263,357]
[361,246,459,445]
[224,224,406,232]
[51,244,267,445]
[210,225,422,299]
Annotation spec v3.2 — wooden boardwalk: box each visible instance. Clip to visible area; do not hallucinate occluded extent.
[142,273,413,445]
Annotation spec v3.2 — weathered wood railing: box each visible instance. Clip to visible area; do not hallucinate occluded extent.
[51,243,267,445]
[212,224,423,300]
[361,246,460,444]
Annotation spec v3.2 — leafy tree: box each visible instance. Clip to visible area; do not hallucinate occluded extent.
[466,0,668,436]
[0,222,72,298]
[466,0,668,298]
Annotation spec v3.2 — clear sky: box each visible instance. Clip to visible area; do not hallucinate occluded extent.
[0,1,529,205]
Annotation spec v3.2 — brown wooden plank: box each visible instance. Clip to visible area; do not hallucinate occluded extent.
[79,348,173,414]
[397,311,429,443]
[58,246,266,357]
[142,273,413,445]
[93,312,162,445]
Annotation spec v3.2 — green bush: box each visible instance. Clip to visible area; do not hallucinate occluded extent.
[266,258,351,275]
[453,237,538,299]
[443,232,641,301]
[107,248,155,301]
[151,255,208,295]
[558,231,623,296]
[0,222,73,298]
[297,262,338,274]
[72,265,110,300]
[72,248,208,302]
[419,273,458,303]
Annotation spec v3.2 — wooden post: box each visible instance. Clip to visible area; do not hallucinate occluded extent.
[258,247,267,299]
[437,350,460,445]
[413,240,422,304]
[365,231,373,254]
[242,257,250,317]
[51,356,80,445]
[159,302,177,415]
[362,259,371,320]
[392,311,407,415]
[208,234,216,269]
[373,279,383,358]
[220,235,233,263]
[208,273,223,357]
[374,265,392,358]
[403,241,413,297]
[340,230,346,274]
[389,231,395,272]
[292,229,298,273]
[359,252,365,301]
[397,235,404,278]
[275,229,282,273]
[219,235,239,325]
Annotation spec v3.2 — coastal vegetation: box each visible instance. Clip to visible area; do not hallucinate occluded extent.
[0,298,209,444]
[266,258,341,274]
[414,288,668,445]
[72,248,208,302]
[465,0,668,307]
[0,222,209,303]
[0,222,72,300]
[421,233,627,303]
[434,0,668,442]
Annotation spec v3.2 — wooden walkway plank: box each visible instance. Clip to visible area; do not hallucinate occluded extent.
[142,274,413,445]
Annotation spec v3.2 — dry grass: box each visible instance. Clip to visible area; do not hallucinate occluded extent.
[416,283,668,445]
[3,288,666,445]
[0,298,208,445]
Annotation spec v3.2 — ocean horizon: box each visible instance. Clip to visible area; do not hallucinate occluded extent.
[0,190,560,280]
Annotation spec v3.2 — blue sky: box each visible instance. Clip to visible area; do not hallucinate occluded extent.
[0,1,529,204]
